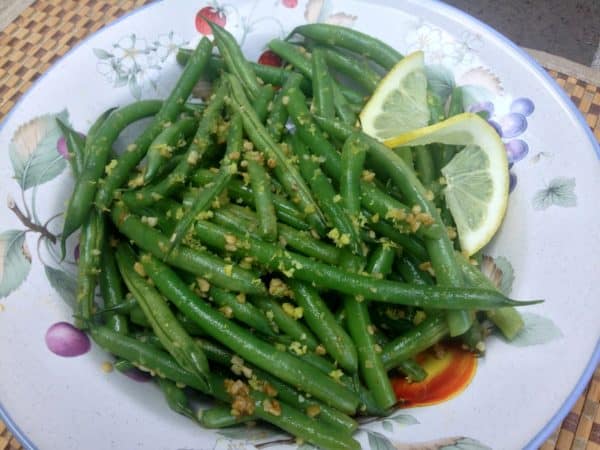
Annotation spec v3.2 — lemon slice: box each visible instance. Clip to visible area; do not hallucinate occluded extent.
[384,113,509,256]
[359,51,430,140]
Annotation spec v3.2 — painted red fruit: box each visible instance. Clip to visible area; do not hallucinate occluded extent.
[195,6,226,35]
[281,0,298,8]
[258,50,283,67]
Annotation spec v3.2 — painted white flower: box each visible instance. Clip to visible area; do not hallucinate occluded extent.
[154,32,187,61]
[405,24,444,54]
[96,58,126,85]
[112,34,152,73]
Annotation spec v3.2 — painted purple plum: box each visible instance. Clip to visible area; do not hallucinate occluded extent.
[487,119,503,137]
[509,172,517,193]
[45,322,91,357]
[468,101,495,116]
[510,97,535,116]
[498,113,527,138]
[505,139,529,163]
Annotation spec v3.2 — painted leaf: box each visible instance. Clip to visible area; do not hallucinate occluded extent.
[440,437,492,450]
[510,312,563,347]
[217,428,248,440]
[459,85,493,112]
[44,265,78,310]
[389,413,419,426]
[493,256,514,295]
[532,177,577,210]
[426,65,456,102]
[304,0,325,23]
[382,420,394,433]
[0,230,32,298]
[93,48,113,60]
[367,431,396,450]
[128,76,142,100]
[9,111,69,189]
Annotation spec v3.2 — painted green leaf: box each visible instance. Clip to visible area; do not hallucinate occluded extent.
[44,265,78,310]
[382,420,394,432]
[426,65,456,102]
[493,256,514,296]
[0,230,32,298]
[9,110,69,190]
[367,431,396,450]
[510,312,563,347]
[129,76,142,100]
[389,413,419,426]
[440,437,492,450]
[532,177,577,210]
[93,48,113,60]
[297,444,319,450]
[460,85,493,111]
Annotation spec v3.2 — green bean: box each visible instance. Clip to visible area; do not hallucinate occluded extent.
[90,325,210,391]
[141,254,360,414]
[157,378,197,420]
[209,22,261,99]
[245,155,278,242]
[75,209,104,328]
[166,165,234,253]
[290,24,402,70]
[227,75,327,233]
[122,82,227,208]
[396,359,427,382]
[251,296,319,350]
[396,256,434,286]
[98,238,129,335]
[129,304,150,327]
[190,170,310,231]
[461,317,486,354]
[456,254,524,340]
[290,134,362,255]
[61,100,163,250]
[288,280,357,373]
[244,388,360,450]
[311,48,335,118]
[332,78,359,125]
[211,205,340,265]
[266,72,303,141]
[414,145,435,188]
[253,84,276,122]
[176,49,313,93]
[210,287,276,336]
[311,115,475,335]
[320,46,381,93]
[286,89,440,238]
[199,404,252,428]
[115,244,210,387]
[381,314,449,371]
[267,39,364,105]
[110,202,265,295]
[344,246,396,410]
[94,38,213,213]
[192,219,541,309]
[144,116,198,183]
[340,133,368,218]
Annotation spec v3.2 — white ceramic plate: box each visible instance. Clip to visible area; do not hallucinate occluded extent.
[1,1,599,449]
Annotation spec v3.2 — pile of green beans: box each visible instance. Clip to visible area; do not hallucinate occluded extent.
[60,23,539,450]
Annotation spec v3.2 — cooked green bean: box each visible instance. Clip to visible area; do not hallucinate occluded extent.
[115,243,210,387]
[311,48,335,118]
[98,238,129,335]
[245,154,278,242]
[110,202,265,295]
[192,219,540,309]
[251,296,319,350]
[290,24,403,70]
[144,116,198,183]
[288,279,357,373]
[141,254,360,414]
[340,133,368,218]
[209,287,276,336]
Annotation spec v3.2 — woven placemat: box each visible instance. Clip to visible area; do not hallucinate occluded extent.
[0,1,599,449]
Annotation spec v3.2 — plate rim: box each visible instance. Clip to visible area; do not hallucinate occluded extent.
[0,1,598,449]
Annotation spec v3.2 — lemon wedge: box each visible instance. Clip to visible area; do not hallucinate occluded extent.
[384,113,509,256]
[359,51,430,140]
